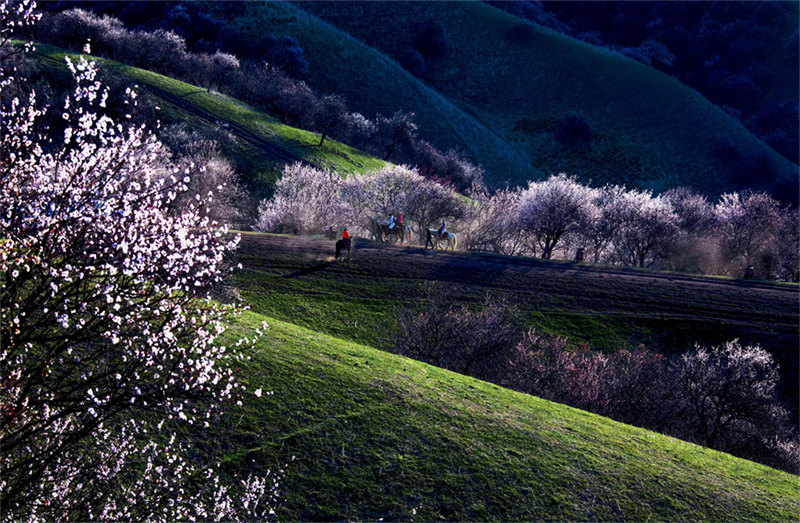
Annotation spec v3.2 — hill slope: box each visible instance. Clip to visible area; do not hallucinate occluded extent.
[207,311,800,520]
[232,233,799,412]
[31,44,386,198]
[205,1,541,187]
[273,2,796,198]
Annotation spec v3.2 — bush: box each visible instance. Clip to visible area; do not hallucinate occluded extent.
[392,287,522,381]
[553,111,592,146]
[398,47,425,77]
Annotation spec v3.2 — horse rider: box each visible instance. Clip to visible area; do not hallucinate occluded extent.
[342,227,351,249]
[438,219,447,239]
[387,213,395,229]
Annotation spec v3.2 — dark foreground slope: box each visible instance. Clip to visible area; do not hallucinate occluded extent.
[210,311,800,520]
[233,233,799,412]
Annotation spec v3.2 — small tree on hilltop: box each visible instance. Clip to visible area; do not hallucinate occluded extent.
[1,7,274,517]
[315,94,351,147]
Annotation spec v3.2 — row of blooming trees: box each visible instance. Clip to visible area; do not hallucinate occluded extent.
[256,166,797,280]
[255,163,464,245]
[1,2,275,519]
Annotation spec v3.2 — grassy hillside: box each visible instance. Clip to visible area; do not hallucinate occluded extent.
[204,2,541,188]
[231,233,799,414]
[286,2,796,197]
[31,43,386,197]
[203,310,800,520]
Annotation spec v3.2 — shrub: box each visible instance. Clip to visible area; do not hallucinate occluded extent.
[398,47,425,77]
[392,287,522,381]
[553,111,592,146]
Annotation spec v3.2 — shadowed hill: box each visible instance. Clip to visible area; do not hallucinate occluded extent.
[289,1,797,200]
[205,1,541,188]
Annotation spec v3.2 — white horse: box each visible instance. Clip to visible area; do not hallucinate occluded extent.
[425,228,457,251]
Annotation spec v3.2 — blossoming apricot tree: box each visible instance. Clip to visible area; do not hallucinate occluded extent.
[1,2,275,519]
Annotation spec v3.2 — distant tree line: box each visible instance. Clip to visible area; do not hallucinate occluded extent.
[392,287,799,474]
[258,165,798,282]
[490,1,799,166]
[32,7,486,192]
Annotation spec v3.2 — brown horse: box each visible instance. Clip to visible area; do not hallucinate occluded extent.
[370,218,404,244]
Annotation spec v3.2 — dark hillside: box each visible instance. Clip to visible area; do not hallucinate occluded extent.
[296,1,798,202]
[537,1,799,165]
[205,1,538,188]
[232,233,799,415]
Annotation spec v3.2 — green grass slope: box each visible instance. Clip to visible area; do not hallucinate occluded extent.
[231,233,799,414]
[295,2,797,197]
[205,1,541,188]
[209,311,800,520]
[31,44,386,196]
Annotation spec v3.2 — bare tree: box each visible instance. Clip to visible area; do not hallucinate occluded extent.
[315,94,351,146]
